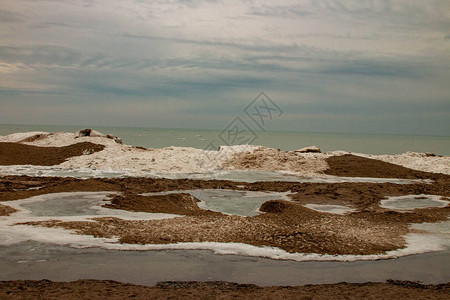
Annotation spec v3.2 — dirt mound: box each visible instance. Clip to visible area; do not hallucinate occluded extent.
[259,200,289,213]
[324,154,436,179]
[0,142,105,166]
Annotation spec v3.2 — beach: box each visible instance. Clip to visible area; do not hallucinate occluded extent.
[0,130,449,298]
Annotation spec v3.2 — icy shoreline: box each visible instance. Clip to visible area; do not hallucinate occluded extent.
[1,191,448,262]
[1,130,449,176]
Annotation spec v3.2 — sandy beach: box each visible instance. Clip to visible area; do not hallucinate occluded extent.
[0,131,449,298]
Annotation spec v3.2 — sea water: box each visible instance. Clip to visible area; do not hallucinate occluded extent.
[1,124,449,155]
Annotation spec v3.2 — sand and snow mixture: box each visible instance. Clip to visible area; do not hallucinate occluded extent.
[0,130,448,175]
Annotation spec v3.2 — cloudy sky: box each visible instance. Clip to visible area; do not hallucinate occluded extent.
[1,0,449,135]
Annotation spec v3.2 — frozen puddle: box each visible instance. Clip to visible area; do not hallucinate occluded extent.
[0,192,179,221]
[380,194,449,211]
[303,204,356,215]
[0,165,432,184]
[142,189,291,217]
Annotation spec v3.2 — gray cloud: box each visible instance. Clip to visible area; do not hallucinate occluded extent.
[0,0,449,135]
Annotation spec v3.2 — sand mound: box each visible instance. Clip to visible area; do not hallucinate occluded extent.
[259,200,289,213]
[0,142,105,166]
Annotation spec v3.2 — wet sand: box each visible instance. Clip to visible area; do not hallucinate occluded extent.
[2,172,448,255]
[0,142,104,166]
[0,279,449,299]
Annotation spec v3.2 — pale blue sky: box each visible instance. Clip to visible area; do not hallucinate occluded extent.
[1,0,449,135]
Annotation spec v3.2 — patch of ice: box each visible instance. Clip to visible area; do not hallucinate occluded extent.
[380,194,449,211]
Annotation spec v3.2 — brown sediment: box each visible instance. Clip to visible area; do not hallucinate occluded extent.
[0,142,105,166]
[324,154,439,179]
[0,280,448,299]
[0,203,16,216]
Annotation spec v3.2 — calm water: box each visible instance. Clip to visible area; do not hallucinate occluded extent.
[1,124,449,155]
[1,241,449,285]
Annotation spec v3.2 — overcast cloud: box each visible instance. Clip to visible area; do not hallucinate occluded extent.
[1,0,449,135]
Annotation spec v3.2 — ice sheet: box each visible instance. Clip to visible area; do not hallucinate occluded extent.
[142,189,291,217]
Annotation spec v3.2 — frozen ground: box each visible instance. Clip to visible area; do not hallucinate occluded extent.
[0,192,449,262]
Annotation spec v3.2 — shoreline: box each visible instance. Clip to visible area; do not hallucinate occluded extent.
[0,131,449,297]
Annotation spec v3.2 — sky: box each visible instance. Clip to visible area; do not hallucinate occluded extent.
[0,0,449,135]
